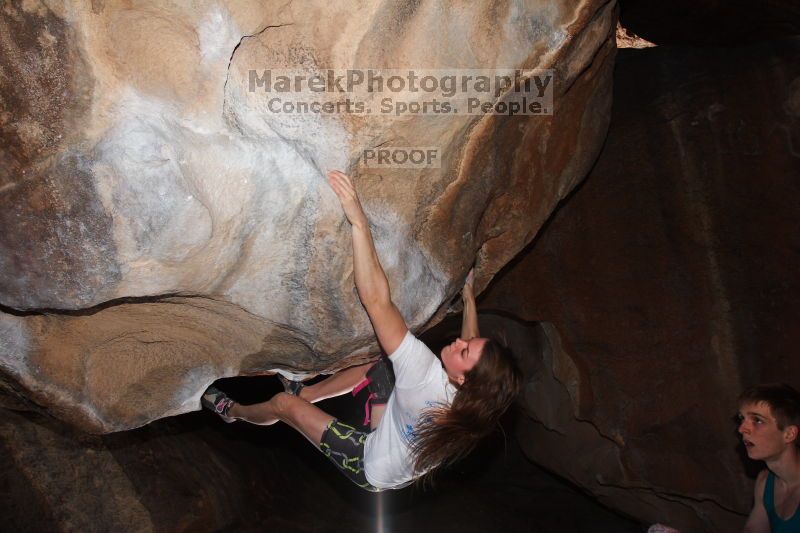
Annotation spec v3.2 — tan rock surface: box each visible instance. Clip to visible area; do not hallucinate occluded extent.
[0,0,616,431]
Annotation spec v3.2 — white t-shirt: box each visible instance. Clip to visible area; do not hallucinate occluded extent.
[363,330,457,489]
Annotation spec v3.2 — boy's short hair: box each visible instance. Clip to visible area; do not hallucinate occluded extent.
[738,383,800,436]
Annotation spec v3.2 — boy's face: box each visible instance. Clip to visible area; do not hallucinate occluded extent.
[737,402,795,460]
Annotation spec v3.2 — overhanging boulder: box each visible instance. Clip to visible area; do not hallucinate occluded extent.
[0,0,616,432]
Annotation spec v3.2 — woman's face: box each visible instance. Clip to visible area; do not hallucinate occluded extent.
[441,337,487,384]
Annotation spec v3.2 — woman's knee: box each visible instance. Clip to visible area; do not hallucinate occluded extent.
[271,391,295,418]
[273,391,316,421]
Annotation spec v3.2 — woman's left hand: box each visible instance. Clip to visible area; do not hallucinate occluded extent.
[462,268,475,302]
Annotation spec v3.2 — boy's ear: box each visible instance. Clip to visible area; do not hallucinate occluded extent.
[784,425,799,444]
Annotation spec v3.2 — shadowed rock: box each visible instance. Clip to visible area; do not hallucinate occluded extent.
[482,38,800,533]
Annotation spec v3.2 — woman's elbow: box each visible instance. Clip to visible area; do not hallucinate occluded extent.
[359,286,392,310]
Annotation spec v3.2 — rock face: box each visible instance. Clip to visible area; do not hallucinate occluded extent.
[0,0,616,432]
[482,38,800,532]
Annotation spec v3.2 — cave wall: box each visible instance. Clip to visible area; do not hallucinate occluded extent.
[0,407,358,532]
[483,37,800,532]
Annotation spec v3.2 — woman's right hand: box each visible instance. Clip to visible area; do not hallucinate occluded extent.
[327,170,368,227]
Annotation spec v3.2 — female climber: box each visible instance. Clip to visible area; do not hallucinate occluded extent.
[201,170,522,491]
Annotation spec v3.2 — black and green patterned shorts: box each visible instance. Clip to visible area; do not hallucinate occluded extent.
[319,419,381,492]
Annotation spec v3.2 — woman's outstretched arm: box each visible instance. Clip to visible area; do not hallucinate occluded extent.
[328,170,408,355]
[461,268,479,340]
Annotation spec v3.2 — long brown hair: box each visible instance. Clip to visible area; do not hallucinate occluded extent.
[411,338,522,484]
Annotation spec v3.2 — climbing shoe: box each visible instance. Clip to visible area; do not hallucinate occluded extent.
[278,374,305,396]
[201,385,237,423]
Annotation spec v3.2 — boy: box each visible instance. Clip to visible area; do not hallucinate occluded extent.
[738,384,800,533]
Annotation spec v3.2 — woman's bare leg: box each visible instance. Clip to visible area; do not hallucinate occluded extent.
[298,362,373,403]
[225,360,386,444]
[229,393,334,449]
[370,404,386,431]
[295,361,390,430]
